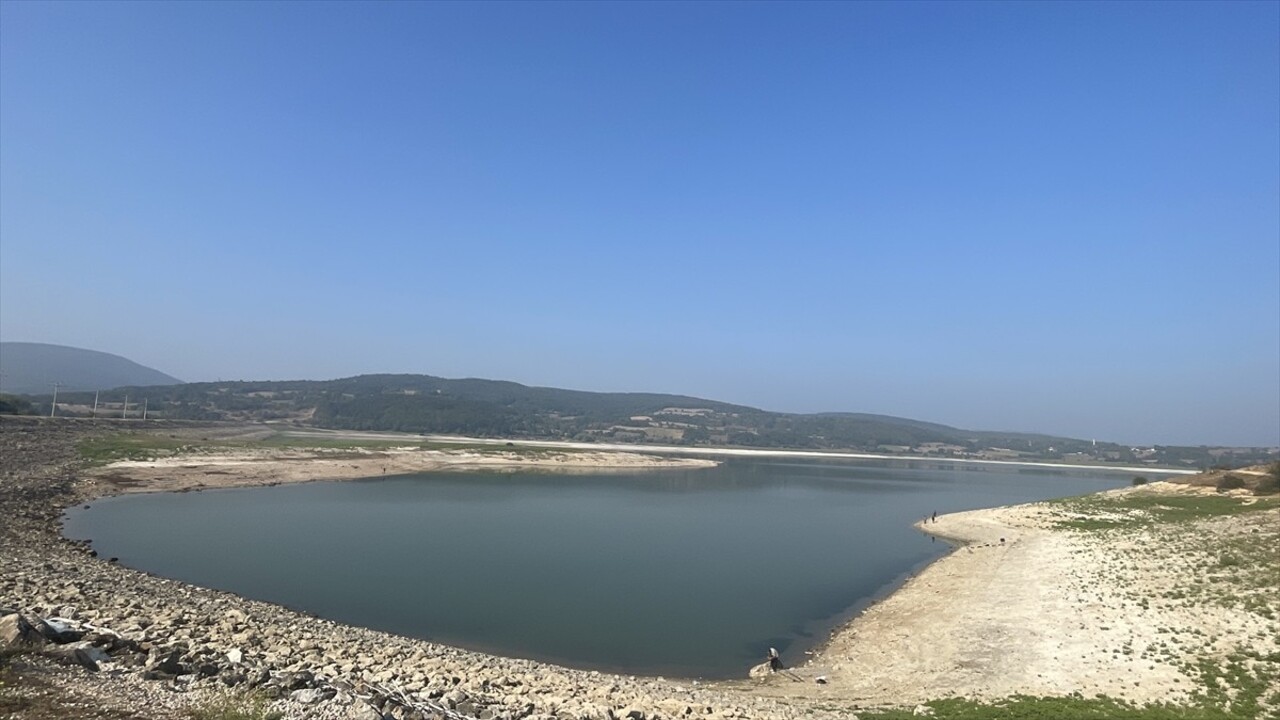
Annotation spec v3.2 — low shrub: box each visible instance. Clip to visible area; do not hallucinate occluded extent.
[1216,474,1246,492]
[1256,462,1280,496]
[0,395,36,415]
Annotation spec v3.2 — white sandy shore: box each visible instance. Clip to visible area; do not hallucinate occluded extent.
[730,481,1279,709]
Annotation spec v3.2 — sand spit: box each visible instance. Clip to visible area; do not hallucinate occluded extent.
[3,417,1275,719]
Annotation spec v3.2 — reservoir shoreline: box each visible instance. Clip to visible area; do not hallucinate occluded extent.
[2,419,832,719]
[731,480,1279,711]
[4,417,1270,719]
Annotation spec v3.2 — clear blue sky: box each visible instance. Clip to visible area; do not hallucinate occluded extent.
[2,1,1277,447]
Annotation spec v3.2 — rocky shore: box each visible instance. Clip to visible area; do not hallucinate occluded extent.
[9,417,1272,719]
[0,418,831,720]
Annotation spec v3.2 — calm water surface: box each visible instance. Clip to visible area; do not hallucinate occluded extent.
[63,458,1152,678]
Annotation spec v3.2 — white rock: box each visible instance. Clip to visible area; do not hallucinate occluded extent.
[291,688,328,704]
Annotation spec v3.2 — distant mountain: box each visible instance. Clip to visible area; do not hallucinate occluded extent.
[0,342,182,394]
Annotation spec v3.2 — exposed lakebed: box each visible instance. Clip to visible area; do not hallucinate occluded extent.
[63,457,1149,678]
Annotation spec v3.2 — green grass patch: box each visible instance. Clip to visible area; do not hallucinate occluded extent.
[1032,490,1280,720]
[78,433,420,464]
[854,694,1263,719]
[77,435,200,465]
[251,434,417,450]
[1187,650,1280,720]
[1049,493,1280,531]
[78,432,595,466]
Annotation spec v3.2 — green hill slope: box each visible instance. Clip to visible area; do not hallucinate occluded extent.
[0,342,182,394]
[25,369,1269,468]
[37,373,1104,456]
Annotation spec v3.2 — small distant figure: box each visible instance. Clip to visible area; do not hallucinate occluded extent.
[931,511,937,523]
[768,647,784,672]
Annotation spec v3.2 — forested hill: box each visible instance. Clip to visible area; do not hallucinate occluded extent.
[15,371,1274,468]
[18,373,1274,468]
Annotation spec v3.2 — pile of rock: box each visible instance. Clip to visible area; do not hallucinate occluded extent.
[1,607,469,719]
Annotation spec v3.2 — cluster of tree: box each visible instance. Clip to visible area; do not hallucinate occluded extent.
[312,394,523,436]
[0,394,36,415]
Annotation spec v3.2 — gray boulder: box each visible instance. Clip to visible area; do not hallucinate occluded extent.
[277,669,315,690]
[46,642,111,672]
[0,613,46,649]
[291,687,336,704]
[145,648,186,677]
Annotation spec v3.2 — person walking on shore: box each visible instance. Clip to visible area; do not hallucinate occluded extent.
[768,647,783,672]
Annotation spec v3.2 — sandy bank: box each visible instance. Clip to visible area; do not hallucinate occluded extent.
[730,481,1280,711]
[86,445,717,495]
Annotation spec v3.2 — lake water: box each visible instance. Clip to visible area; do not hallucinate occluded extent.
[62,457,1154,678]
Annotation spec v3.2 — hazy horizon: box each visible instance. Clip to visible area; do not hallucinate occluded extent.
[2,3,1277,448]
[0,339,1270,449]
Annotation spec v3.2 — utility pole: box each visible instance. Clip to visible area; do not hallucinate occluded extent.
[92,390,99,419]
[123,394,129,420]
[50,382,62,418]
